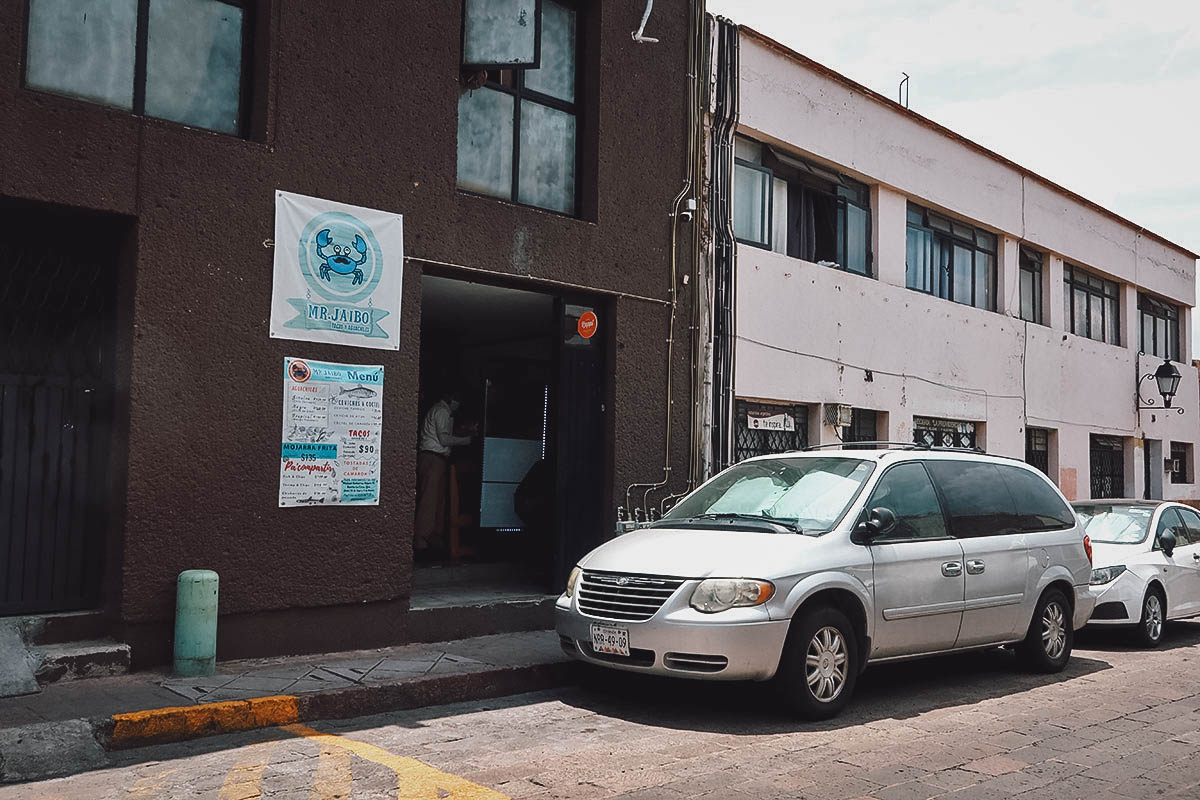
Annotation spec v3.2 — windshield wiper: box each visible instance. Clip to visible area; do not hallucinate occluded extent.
[691,512,804,533]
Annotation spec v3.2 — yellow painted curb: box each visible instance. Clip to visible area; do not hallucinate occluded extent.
[110,695,301,745]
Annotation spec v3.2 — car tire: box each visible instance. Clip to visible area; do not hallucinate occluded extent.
[776,606,858,720]
[1133,586,1166,648]
[1016,588,1073,673]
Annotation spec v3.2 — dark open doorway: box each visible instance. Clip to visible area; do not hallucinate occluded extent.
[414,274,607,607]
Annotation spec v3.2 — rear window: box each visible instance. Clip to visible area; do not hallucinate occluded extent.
[925,460,1074,538]
[925,461,1014,537]
[997,465,1075,531]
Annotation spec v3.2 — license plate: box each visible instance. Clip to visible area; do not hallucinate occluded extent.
[590,624,630,657]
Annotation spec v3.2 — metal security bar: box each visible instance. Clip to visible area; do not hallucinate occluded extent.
[913,416,977,449]
[1090,435,1125,500]
[0,212,116,615]
[1026,427,1050,476]
[734,400,808,462]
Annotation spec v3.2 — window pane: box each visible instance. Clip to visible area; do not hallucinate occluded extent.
[1106,296,1120,344]
[25,0,137,110]
[1142,312,1153,354]
[936,238,951,299]
[734,137,762,163]
[145,0,244,135]
[976,230,995,251]
[1157,509,1190,547]
[517,100,576,213]
[975,251,994,310]
[998,466,1074,531]
[1157,316,1170,359]
[845,203,869,275]
[1020,268,1034,321]
[733,164,770,245]
[906,226,932,291]
[1073,287,1088,336]
[1089,292,1105,341]
[524,1,575,102]
[952,243,973,305]
[463,0,539,66]
[867,464,948,541]
[907,206,924,225]
[926,461,1017,538]
[457,87,515,199]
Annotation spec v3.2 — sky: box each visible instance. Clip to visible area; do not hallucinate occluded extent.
[705,1,1200,266]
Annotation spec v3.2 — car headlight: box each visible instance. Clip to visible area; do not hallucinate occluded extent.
[689,578,775,613]
[565,566,582,597]
[1090,565,1127,585]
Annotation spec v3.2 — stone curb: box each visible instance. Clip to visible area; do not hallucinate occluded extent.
[1,661,575,784]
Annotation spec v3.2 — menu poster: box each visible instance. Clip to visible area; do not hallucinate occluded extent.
[280,357,383,507]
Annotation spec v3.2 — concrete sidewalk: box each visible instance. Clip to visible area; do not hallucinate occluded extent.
[0,630,572,784]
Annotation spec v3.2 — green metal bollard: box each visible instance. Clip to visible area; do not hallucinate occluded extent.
[174,570,218,677]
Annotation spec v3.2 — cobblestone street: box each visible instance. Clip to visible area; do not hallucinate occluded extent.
[8,623,1200,799]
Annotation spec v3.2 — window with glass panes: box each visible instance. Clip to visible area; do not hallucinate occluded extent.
[732,137,872,276]
[905,203,997,311]
[1019,246,1043,324]
[1138,294,1180,362]
[24,0,252,136]
[1063,265,1120,345]
[457,0,578,215]
[1170,442,1191,485]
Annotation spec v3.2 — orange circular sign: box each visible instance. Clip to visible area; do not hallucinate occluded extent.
[577,310,598,339]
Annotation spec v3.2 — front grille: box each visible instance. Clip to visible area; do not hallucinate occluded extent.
[664,652,729,673]
[577,571,685,621]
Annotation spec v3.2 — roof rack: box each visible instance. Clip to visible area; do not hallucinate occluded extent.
[802,442,922,451]
[801,442,989,454]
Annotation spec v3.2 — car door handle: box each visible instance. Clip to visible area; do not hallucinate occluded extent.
[966,559,985,574]
[942,561,962,577]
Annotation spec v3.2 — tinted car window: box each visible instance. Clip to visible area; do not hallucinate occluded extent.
[865,462,949,541]
[925,461,1016,538]
[998,465,1074,531]
[1177,507,1200,545]
[1158,508,1192,547]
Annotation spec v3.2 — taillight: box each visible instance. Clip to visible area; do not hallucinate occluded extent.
[1083,534,1093,566]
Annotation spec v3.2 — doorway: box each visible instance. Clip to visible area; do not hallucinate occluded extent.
[414,274,607,604]
[0,204,121,615]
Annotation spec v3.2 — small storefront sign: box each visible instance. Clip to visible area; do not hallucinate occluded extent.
[748,411,796,431]
[577,310,598,339]
[270,191,404,350]
[280,358,384,507]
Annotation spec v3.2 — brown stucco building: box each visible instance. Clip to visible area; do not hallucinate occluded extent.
[1,1,700,666]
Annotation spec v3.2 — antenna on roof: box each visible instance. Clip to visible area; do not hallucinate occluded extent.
[899,72,910,108]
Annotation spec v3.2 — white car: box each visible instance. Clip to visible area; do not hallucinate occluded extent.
[556,447,1095,719]
[1074,500,1200,647]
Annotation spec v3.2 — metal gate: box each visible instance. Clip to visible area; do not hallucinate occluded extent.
[0,207,117,614]
[913,416,977,449]
[734,401,807,462]
[1090,435,1125,500]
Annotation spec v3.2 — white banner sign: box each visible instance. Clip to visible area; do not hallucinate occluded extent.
[280,358,383,507]
[270,191,404,350]
[748,412,795,432]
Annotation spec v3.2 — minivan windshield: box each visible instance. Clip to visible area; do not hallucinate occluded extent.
[664,457,875,534]
[1073,504,1153,544]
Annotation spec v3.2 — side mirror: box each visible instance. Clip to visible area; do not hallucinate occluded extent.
[855,507,898,541]
[1159,529,1177,557]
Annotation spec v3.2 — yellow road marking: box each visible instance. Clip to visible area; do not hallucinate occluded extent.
[311,741,354,799]
[282,723,508,800]
[219,740,281,800]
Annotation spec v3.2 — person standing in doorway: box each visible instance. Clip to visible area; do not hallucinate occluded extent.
[415,387,474,557]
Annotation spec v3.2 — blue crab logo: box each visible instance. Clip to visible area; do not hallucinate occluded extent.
[298,211,383,304]
[315,229,367,285]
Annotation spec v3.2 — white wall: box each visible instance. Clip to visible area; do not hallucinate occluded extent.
[735,248,1200,501]
[731,33,1200,501]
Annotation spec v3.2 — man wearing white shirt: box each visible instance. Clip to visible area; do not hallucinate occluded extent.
[414,387,473,555]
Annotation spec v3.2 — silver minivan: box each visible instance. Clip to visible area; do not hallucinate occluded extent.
[556,447,1095,719]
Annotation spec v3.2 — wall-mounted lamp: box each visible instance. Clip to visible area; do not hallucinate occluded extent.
[1138,357,1184,415]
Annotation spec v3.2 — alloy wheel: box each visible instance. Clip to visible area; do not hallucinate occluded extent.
[1041,601,1067,660]
[1145,593,1164,642]
[805,626,848,703]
